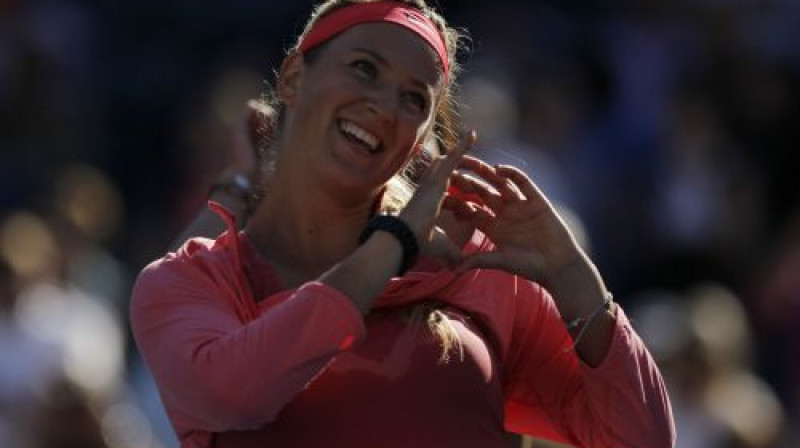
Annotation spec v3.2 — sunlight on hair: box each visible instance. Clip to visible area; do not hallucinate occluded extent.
[428,309,464,364]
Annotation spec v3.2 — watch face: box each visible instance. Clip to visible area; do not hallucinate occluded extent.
[232,174,252,191]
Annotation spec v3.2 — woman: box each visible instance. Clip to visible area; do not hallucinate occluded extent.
[131,1,676,447]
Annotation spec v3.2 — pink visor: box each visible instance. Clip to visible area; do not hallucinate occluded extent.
[298,1,450,83]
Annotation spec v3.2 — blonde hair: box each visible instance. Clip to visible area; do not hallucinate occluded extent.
[409,302,465,364]
[259,0,468,363]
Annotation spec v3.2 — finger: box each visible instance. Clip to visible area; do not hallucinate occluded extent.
[459,156,525,202]
[445,129,477,170]
[458,156,506,184]
[429,130,476,181]
[494,164,551,205]
[441,195,476,219]
[448,172,504,211]
[458,155,497,178]
[447,185,485,207]
[417,130,477,199]
[441,196,495,229]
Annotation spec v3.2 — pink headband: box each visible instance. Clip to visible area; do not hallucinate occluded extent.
[298,1,450,83]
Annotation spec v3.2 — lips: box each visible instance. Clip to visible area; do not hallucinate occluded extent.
[338,119,383,153]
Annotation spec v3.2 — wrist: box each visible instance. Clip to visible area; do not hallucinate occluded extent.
[358,214,420,276]
[544,254,611,317]
[208,169,259,218]
[538,244,584,284]
[208,188,249,217]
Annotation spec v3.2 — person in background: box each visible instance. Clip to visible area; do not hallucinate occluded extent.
[130,1,675,447]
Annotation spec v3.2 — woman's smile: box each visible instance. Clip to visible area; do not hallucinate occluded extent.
[283,22,441,190]
[338,119,382,153]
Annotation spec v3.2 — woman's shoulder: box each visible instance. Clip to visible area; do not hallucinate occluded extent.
[142,234,228,274]
[132,233,240,305]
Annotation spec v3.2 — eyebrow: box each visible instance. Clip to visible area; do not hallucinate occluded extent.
[352,47,432,91]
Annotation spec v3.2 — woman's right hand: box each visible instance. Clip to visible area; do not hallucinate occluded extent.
[206,101,276,225]
[225,100,275,181]
[399,130,479,268]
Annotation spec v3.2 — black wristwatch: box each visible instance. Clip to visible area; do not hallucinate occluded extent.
[358,215,420,276]
[208,172,258,216]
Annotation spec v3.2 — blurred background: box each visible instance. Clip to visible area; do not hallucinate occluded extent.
[0,0,798,447]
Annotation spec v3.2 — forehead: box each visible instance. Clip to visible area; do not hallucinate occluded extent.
[323,22,443,87]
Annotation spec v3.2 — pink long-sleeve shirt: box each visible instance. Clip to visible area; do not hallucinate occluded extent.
[130,207,675,448]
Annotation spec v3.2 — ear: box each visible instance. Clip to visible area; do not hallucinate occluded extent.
[277,50,305,107]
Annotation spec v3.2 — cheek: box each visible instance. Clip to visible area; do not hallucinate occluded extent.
[413,107,437,146]
[392,120,428,166]
[405,110,435,147]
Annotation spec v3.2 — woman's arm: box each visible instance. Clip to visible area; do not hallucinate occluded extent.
[169,101,271,251]
[169,171,254,251]
[503,280,675,448]
[130,258,366,432]
[444,157,675,447]
[447,158,617,363]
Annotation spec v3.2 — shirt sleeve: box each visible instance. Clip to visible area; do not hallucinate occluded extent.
[502,281,675,448]
[130,258,367,433]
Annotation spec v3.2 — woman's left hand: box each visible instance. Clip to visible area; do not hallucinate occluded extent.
[443,156,583,282]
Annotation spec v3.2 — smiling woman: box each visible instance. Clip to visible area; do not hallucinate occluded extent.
[130,1,676,448]
[274,22,442,199]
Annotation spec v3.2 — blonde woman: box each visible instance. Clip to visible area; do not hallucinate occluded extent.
[131,1,675,447]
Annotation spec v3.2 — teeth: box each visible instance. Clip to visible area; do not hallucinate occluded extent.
[340,120,380,151]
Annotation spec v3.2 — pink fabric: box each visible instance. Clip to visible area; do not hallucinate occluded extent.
[130,205,675,448]
[298,1,450,82]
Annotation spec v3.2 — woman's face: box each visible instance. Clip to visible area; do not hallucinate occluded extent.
[278,22,443,196]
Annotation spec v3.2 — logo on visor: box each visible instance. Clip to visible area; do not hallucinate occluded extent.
[404,11,423,24]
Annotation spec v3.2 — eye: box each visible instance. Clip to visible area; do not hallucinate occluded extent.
[350,58,377,79]
[403,91,428,112]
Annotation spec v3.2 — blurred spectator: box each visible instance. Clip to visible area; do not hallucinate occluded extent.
[750,209,800,447]
[51,164,130,309]
[633,283,789,448]
[3,209,125,399]
[30,379,108,448]
[0,256,61,448]
[0,209,170,448]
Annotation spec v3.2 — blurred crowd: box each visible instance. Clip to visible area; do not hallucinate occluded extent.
[1,0,798,447]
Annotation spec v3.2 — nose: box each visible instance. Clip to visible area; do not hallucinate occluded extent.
[367,84,398,123]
